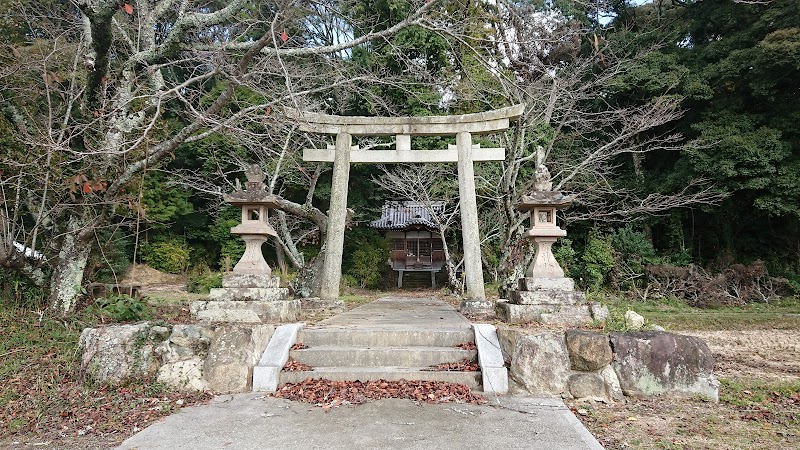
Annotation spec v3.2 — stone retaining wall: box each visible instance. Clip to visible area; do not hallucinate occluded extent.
[79,323,274,393]
[497,327,719,402]
[80,323,719,401]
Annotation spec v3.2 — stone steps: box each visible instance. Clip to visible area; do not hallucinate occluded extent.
[278,326,481,390]
[297,328,474,348]
[280,367,482,390]
[290,346,476,367]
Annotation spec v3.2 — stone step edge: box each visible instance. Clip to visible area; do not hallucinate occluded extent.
[297,328,475,347]
[252,322,305,393]
[291,345,477,352]
[279,368,482,389]
[281,366,482,372]
[289,347,477,367]
[473,323,509,395]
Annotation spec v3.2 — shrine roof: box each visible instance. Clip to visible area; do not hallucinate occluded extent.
[370,201,445,231]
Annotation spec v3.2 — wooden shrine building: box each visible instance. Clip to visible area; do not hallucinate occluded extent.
[370,201,446,288]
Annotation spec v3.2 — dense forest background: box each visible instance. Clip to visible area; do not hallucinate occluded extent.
[1,0,798,314]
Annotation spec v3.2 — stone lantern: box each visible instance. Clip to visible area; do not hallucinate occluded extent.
[497,149,608,325]
[518,190,572,283]
[223,164,279,277]
[190,164,300,323]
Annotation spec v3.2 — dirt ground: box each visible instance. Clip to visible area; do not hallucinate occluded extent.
[686,329,800,382]
[571,328,800,449]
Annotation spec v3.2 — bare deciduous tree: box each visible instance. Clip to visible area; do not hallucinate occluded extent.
[0,0,439,314]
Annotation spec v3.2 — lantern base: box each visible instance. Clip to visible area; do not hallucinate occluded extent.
[191,299,301,323]
[497,302,607,326]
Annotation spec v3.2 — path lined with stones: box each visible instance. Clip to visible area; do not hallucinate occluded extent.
[116,296,605,450]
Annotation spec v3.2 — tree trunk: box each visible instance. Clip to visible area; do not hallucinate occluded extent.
[291,251,325,298]
[48,227,92,315]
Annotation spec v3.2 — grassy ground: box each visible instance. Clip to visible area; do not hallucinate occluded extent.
[594,294,800,331]
[0,306,211,449]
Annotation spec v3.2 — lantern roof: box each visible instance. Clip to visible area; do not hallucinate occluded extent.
[517,191,573,211]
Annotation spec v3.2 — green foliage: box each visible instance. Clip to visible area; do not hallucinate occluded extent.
[610,225,662,288]
[553,238,577,278]
[581,230,616,291]
[89,294,151,323]
[0,271,47,309]
[140,173,195,226]
[139,240,190,274]
[186,272,222,294]
[347,245,388,289]
[91,231,133,284]
[209,206,245,269]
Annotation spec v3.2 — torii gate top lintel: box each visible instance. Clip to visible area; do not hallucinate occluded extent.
[285,104,525,136]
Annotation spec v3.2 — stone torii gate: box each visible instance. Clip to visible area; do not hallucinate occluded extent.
[288,104,525,307]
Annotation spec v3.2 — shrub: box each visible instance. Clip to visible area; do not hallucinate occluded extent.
[645,261,782,307]
[553,238,577,278]
[581,230,615,291]
[90,294,151,322]
[347,246,387,289]
[0,271,47,309]
[140,240,190,274]
[187,272,222,294]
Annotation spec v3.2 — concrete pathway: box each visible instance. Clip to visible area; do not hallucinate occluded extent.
[117,394,603,450]
[117,296,604,450]
[316,296,472,330]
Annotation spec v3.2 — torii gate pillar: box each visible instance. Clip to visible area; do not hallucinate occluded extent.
[319,132,352,301]
[456,131,486,300]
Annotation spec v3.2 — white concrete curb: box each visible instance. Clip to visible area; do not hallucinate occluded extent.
[472,323,508,394]
[252,323,304,392]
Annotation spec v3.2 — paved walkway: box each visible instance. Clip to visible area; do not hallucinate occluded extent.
[116,296,604,450]
[317,296,472,330]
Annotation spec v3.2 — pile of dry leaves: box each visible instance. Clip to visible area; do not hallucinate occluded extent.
[423,358,480,372]
[274,378,486,408]
[283,359,313,372]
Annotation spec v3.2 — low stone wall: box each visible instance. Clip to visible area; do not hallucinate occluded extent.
[79,323,275,393]
[497,327,719,402]
[80,323,718,401]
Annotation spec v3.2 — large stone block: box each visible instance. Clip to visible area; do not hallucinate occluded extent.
[568,373,606,400]
[599,365,625,402]
[207,287,289,302]
[518,277,575,292]
[157,358,208,391]
[299,297,345,312]
[191,299,301,323]
[222,273,281,289]
[203,325,275,393]
[460,299,494,316]
[509,332,570,396]
[79,323,163,383]
[497,303,596,326]
[509,289,585,305]
[168,325,215,357]
[611,331,719,401]
[196,309,262,323]
[565,330,613,371]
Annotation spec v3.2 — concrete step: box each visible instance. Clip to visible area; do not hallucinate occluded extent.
[279,367,482,390]
[290,346,477,368]
[298,328,474,348]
